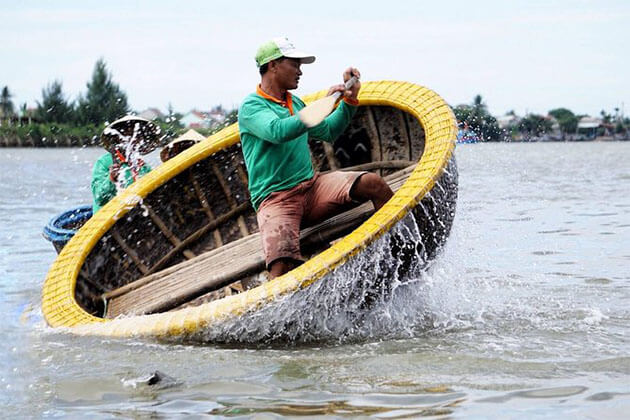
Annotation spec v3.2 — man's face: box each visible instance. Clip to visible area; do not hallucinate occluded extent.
[274,58,302,90]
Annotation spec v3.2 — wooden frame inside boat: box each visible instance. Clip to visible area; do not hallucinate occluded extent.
[42,81,457,338]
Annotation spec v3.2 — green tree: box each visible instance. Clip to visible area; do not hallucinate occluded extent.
[1,86,15,118]
[548,107,578,134]
[76,58,129,125]
[519,114,553,137]
[615,122,626,134]
[453,94,502,141]
[35,80,75,124]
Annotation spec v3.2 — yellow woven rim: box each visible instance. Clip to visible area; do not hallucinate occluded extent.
[41,81,456,338]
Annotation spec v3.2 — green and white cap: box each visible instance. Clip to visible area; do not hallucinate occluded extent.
[255,37,316,67]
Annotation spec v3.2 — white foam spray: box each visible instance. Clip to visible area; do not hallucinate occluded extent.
[190,210,463,346]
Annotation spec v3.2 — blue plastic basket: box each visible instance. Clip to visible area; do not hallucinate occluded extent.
[43,205,93,253]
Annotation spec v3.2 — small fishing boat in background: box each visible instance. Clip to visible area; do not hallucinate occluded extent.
[457,128,480,144]
[456,122,480,144]
[41,80,458,340]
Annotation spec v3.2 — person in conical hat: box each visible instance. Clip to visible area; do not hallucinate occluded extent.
[238,37,393,279]
[100,115,161,155]
[91,116,159,213]
[160,129,205,162]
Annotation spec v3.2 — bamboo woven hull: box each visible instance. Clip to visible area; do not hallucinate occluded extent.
[41,81,458,339]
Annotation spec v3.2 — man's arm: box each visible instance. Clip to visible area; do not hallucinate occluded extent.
[307,67,361,143]
[307,100,357,143]
[239,98,308,144]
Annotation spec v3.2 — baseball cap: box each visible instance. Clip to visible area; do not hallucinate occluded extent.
[255,37,316,67]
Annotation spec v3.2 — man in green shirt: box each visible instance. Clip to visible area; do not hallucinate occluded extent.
[239,37,393,279]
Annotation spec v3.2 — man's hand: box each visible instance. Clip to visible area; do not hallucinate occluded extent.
[343,67,361,101]
[326,67,361,101]
[326,84,346,97]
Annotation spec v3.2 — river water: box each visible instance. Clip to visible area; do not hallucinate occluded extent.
[1,142,628,418]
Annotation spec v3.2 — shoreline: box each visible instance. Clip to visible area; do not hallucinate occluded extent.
[3,137,628,148]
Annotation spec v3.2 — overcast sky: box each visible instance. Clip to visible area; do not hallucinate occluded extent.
[2,0,628,117]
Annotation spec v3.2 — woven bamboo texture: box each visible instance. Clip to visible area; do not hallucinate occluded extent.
[41,80,457,338]
[104,165,415,318]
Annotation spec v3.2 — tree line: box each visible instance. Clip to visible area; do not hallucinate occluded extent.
[2,64,628,146]
[0,58,188,147]
[0,59,242,147]
[453,95,629,141]
[2,58,130,126]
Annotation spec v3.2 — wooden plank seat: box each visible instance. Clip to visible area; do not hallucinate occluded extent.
[103,164,416,318]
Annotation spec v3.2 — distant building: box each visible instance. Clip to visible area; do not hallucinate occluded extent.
[0,107,37,126]
[207,106,226,124]
[497,114,520,130]
[181,110,212,129]
[138,108,164,121]
[577,116,602,129]
[181,107,228,129]
[577,116,603,139]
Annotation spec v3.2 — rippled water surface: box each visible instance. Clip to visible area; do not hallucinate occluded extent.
[1,142,629,418]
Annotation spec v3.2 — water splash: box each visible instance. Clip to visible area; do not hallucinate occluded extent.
[190,211,455,346]
[102,121,156,193]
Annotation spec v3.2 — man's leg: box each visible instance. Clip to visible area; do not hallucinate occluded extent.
[304,171,394,226]
[349,172,393,210]
[256,188,305,280]
[268,258,300,279]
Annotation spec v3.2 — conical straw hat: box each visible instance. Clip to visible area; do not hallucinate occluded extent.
[100,115,162,155]
[160,129,205,161]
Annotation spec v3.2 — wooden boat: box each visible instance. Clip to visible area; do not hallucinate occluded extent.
[42,81,458,339]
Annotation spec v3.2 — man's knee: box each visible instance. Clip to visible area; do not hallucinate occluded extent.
[351,173,391,199]
[350,173,393,210]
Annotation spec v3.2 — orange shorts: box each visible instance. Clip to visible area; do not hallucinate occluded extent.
[256,171,366,268]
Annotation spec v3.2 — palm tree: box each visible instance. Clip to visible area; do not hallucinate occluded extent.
[0,86,15,118]
[452,94,502,141]
[473,94,484,110]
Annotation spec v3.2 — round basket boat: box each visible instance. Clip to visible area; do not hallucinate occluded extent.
[42,205,93,253]
[42,81,458,339]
